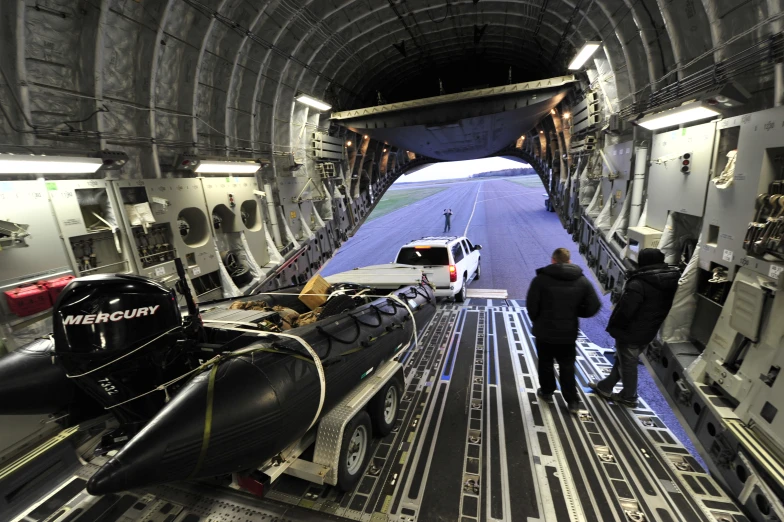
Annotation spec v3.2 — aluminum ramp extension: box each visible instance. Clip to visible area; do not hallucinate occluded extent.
[8,300,744,522]
[466,289,509,299]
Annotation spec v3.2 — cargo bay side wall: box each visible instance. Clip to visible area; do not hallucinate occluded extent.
[0,136,414,354]
[529,91,784,521]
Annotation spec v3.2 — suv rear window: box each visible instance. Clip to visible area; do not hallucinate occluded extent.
[396,247,449,265]
[452,243,465,263]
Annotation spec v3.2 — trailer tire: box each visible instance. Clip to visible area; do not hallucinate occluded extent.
[337,411,372,491]
[369,377,401,437]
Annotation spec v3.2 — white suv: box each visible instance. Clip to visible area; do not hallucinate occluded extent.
[395,236,482,301]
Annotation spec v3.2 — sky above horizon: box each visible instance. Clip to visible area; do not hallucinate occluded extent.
[396,156,532,183]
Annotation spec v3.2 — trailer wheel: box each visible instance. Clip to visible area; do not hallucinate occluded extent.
[369,378,401,437]
[337,411,372,491]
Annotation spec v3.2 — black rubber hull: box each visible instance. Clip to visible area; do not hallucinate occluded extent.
[0,338,77,415]
[87,285,435,495]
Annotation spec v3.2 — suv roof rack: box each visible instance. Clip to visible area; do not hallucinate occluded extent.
[415,236,458,242]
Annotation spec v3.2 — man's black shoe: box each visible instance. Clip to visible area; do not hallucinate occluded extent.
[610,392,638,408]
[536,388,554,403]
[587,381,612,399]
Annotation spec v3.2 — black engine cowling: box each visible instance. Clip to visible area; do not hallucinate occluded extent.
[53,274,187,425]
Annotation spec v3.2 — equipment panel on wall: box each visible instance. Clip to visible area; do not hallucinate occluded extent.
[700,105,784,282]
[111,179,222,302]
[0,180,73,322]
[201,176,269,291]
[647,121,717,232]
[47,179,135,278]
[278,176,322,242]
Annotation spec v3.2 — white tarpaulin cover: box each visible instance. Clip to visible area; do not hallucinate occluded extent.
[124,203,155,229]
[661,238,701,343]
[658,212,702,265]
[586,183,602,217]
[608,182,632,241]
[217,256,242,298]
[595,196,614,232]
[568,158,579,196]
[712,150,737,190]
[76,188,118,229]
[579,175,598,206]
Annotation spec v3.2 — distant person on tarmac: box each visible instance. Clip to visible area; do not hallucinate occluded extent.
[527,248,601,414]
[589,248,679,407]
[443,208,453,233]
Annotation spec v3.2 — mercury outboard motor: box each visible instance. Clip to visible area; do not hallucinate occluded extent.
[53,274,188,432]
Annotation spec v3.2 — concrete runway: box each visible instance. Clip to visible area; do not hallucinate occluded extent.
[322,176,703,462]
[323,176,613,346]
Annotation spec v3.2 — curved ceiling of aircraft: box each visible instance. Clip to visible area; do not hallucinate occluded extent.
[0,0,779,170]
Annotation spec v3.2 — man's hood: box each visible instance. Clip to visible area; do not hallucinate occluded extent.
[631,264,680,290]
[536,263,584,281]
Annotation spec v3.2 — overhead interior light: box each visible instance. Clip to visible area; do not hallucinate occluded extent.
[540,130,544,134]
[635,101,720,130]
[563,113,570,119]
[346,140,352,147]
[0,155,103,174]
[364,135,369,139]
[551,109,556,114]
[568,41,601,70]
[383,148,387,152]
[195,160,260,174]
[294,93,331,111]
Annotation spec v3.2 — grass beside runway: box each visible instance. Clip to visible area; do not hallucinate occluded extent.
[502,175,545,188]
[366,186,447,222]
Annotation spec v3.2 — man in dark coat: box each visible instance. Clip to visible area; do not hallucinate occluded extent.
[589,248,680,407]
[527,248,602,413]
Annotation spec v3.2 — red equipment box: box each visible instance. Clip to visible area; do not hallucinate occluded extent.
[41,275,76,303]
[4,283,52,317]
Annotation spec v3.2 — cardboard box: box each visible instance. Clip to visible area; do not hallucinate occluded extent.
[298,274,331,310]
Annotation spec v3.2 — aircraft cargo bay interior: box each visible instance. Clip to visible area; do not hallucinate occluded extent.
[0,2,783,522]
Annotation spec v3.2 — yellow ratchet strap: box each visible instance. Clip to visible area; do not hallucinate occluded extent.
[189,362,219,478]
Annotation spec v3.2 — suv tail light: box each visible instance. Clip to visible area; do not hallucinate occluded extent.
[449,264,457,282]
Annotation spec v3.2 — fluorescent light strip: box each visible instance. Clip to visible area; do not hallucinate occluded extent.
[568,42,601,70]
[0,156,103,174]
[636,105,720,130]
[295,94,332,111]
[195,160,260,174]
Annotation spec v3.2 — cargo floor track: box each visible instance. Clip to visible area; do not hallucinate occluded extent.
[8,300,747,522]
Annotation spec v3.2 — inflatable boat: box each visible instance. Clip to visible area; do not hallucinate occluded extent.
[0,263,436,496]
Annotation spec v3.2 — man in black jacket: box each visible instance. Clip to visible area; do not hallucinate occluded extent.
[527,248,602,413]
[589,248,680,407]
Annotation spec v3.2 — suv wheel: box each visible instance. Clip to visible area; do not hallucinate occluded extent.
[456,275,467,302]
[475,261,481,280]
